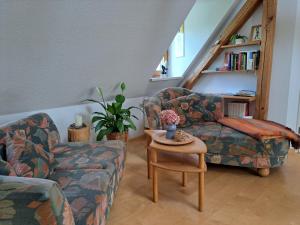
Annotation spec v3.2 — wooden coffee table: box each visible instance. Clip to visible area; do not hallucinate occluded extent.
[144,130,207,211]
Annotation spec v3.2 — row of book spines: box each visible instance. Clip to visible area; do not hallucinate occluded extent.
[224,51,260,71]
[227,102,249,118]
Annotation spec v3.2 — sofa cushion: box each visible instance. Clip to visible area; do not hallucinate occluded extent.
[49,165,117,225]
[0,129,6,160]
[52,141,126,172]
[0,159,16,176]
[0,175,74,225]
[6,133,56,178]
[182,123,290,168]
[183,123,263,156]
[0,113,60,154]
[157,87,193,103]
[163,94,224,128]
[182,122,223,152]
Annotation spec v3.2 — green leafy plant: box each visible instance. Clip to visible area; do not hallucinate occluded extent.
[85,82,141,141]
[230,34,248,43]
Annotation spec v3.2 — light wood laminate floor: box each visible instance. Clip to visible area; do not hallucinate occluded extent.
[108,136,300,225]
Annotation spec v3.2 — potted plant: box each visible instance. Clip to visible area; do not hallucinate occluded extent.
[230,34,248,45]
[85,82,141,142]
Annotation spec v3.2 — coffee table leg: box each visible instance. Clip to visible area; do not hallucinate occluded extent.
[147,147,151,179]
[152,149,158,202]
[182,172,187,187]
[146,135,152,179]
[199,153,205,211]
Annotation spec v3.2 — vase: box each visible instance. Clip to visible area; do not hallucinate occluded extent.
[165,124,176,139]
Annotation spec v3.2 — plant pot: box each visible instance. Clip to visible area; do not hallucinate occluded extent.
[165,124,176,139]
[106,131,128,143]
[235,38,244,45]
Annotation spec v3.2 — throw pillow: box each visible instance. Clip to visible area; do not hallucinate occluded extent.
[163,94,215,128]
[6,132,56,178]
[0,159,16,176]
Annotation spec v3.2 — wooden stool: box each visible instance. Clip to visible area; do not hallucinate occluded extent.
[68,123,90,142]
[145,130,207,211]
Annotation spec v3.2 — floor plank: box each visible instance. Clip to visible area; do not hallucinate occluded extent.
[108,137,300,225]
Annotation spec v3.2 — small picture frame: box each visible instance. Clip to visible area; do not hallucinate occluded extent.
[250,25,262,41]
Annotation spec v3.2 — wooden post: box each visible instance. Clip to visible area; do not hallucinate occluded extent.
[255,0,277,119]
[199,153,205,211]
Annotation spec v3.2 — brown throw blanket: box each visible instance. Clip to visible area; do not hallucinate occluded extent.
[218,118,300,149]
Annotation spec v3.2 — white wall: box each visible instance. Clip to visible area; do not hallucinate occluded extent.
[286,0,300,132]
[193,73,257,94]
[0,97,145,142]
[268,0,298,130]
[192,4,262,95]
[0,0,195,115]
[168,0,234,77]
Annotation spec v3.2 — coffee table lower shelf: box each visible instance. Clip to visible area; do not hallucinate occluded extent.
[150,162,204,173]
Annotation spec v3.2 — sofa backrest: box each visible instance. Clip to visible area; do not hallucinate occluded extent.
[156,87,193,104]
[0,113,60,158]
[144,87,193,129]
[144,87,224,129]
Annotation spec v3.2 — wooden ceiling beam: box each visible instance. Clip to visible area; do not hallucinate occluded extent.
[255,0,277,119]
[182,0,262,89]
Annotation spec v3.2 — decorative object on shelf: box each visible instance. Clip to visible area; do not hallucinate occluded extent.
[250,25,262,41]
[154,51,168,77]
[221,40,261,49]
[161,65,168,75]
[75,114,83,128]
[160,110,180,139]
[84,82,142,141]
[68,123,90,142]
[230,33,248,45]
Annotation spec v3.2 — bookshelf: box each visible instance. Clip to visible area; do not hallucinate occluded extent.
[202,70,256,74]
[221,40,261,49]
[182,0,277,120]
[221,95,256,102]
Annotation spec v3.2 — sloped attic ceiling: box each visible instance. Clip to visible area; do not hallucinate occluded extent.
[0,0,195,115]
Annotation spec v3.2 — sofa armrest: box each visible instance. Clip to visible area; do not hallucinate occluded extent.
[144,97,162,129]
[0,175,74,225]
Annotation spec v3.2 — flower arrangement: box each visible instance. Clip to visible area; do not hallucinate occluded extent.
[160,110,180,125]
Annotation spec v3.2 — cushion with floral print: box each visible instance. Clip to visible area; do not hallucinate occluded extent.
[0,159,16,176]
[6,132,56,178]
[163,94,216,128]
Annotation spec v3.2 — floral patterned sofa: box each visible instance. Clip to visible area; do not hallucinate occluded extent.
[0,113,126,225]
[144,87,290,176]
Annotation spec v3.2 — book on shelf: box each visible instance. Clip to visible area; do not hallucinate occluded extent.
[227,102,249,118]
[235,90,256,97]
[223,50,260,71]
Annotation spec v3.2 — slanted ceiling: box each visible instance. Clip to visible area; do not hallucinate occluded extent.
[0,0,195,115]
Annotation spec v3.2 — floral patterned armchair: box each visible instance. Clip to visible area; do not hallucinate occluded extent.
[144,87,290,176]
